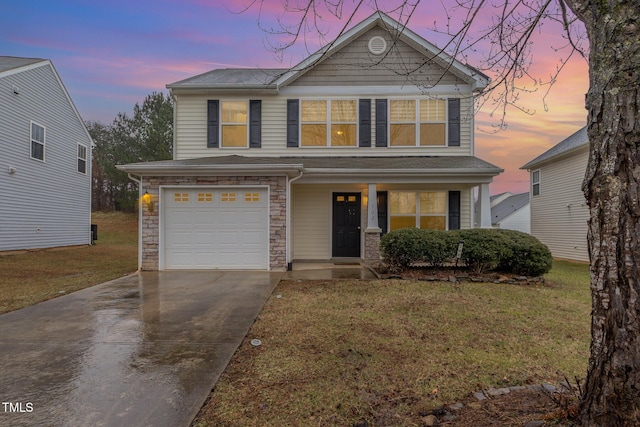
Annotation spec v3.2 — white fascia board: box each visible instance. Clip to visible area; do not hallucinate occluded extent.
[116,163,304,176]
[0,59,48,78]
[278,84,471,97]
[298,174,497,185]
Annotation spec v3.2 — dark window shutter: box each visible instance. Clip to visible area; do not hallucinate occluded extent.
[359,99,371,147]
[249,100,262,148]
[377,191,388,235]
[448,190,461,230]
[207,100,219,148]
[287,99,299,148]
[375,99,387,147]
[448,98,460,147]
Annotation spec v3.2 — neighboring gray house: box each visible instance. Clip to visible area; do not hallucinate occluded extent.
[521,126,589,262]
[119,12,503,271]
[0,56,92,251]
[490,192,530,233]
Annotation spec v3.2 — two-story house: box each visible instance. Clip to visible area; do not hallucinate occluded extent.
[118,12,503,271]
[0,56,93,252]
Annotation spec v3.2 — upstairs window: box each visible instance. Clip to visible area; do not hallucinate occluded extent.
[77,144,87,174]
[300,99,357,147]
[221,101,248,147]
[389,99,447,146]
[30,121,45,161]
[301,100,327,146]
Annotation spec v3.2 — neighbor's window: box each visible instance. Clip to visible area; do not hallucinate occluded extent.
[532,170,540,196]
[389,191,447,230]
[221,101,247,147]
[30,121,45,161]
[389,99,447,146]
[77,144,87,174]
[301,100,327,146]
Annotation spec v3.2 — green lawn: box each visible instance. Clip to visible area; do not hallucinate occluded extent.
[193,260,591,426]
[0,211,138,314]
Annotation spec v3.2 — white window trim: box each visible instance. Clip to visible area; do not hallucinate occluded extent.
[299,98,359,148]
[77,143,88,174]
[387,97,448,147]
[30,120,46,162]
[532,169,541,196]
[388,190,449,230]
[220,100,249,149]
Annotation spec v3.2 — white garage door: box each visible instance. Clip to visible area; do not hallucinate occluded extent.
[163,188,269,269]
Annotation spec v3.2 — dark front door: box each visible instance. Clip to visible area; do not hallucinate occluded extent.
[332,193,361,258]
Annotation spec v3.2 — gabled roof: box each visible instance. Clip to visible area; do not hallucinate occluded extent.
[167,11,489,93]
[521,126,588,170]
[0,56,46,76]
[0,56,93,145]
[492,192,529,224]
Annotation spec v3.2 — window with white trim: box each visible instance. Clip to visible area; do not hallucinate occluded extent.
[77,144,87,174]
[389,191,447,230]
[30,121,45,161]
[532,170,540,196]
[300,99,357,147]
[221,101,248,147]
[389,99,447,146]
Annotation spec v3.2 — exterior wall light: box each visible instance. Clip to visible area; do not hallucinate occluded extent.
[142,191,154,212]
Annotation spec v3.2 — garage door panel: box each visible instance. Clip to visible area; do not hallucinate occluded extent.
[163,188,269,270]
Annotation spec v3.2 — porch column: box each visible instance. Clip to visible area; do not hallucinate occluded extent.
[365,183,382,265]
[478,183,492,228]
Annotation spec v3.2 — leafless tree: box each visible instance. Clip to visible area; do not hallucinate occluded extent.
[239,0,640,424]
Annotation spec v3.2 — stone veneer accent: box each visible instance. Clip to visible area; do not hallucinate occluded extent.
[140,175,287,271]
[364,228,382,267]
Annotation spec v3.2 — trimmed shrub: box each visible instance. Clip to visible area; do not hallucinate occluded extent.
[420,229,458,267]
[496,229,553,276]
[380,227,553,276]
[380,228,427,270]
[453,229,513,274]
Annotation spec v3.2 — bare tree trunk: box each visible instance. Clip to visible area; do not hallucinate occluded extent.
[567,0,640,424]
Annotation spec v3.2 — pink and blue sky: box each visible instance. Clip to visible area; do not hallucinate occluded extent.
[2,0,589,194]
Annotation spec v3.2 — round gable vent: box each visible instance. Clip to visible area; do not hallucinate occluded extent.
[368,36,387,55]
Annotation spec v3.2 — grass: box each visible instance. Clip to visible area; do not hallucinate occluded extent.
[194,260,591,427]
[0,211,138,314]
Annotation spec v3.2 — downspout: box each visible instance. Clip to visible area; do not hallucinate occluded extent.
[286,168,304,271]
[128,173,143,270]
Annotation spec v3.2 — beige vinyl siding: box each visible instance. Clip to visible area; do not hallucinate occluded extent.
[530,148,589,261]
[174,94,473,158]
[289,27,467,88]
[0,62,92,251]
[291,184,473,260]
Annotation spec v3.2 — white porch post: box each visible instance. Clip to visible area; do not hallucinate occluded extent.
[478,183,492,228]
[366,183,380,230]
[364,183,382,265]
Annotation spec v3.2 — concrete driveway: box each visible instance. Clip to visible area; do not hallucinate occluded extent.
[0,270,282,427]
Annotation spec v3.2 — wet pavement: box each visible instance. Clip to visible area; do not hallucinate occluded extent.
[282,263,378,280]
[0,270,281,427]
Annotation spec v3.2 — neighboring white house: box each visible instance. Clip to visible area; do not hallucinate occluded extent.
[118,12,503,271]
[521,126,589,262]
[0,56,93,251]
[490,192,530,233]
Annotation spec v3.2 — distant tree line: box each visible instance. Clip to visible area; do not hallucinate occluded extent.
[86,92,173,212]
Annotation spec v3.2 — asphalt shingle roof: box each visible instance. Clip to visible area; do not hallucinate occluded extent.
[120,155,503,173]
[167,68,287,89]
[492,192,529,224]
[521,126,588,169]
[0,56,45,74]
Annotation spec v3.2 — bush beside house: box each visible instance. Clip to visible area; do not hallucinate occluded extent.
[380,228,552,276]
